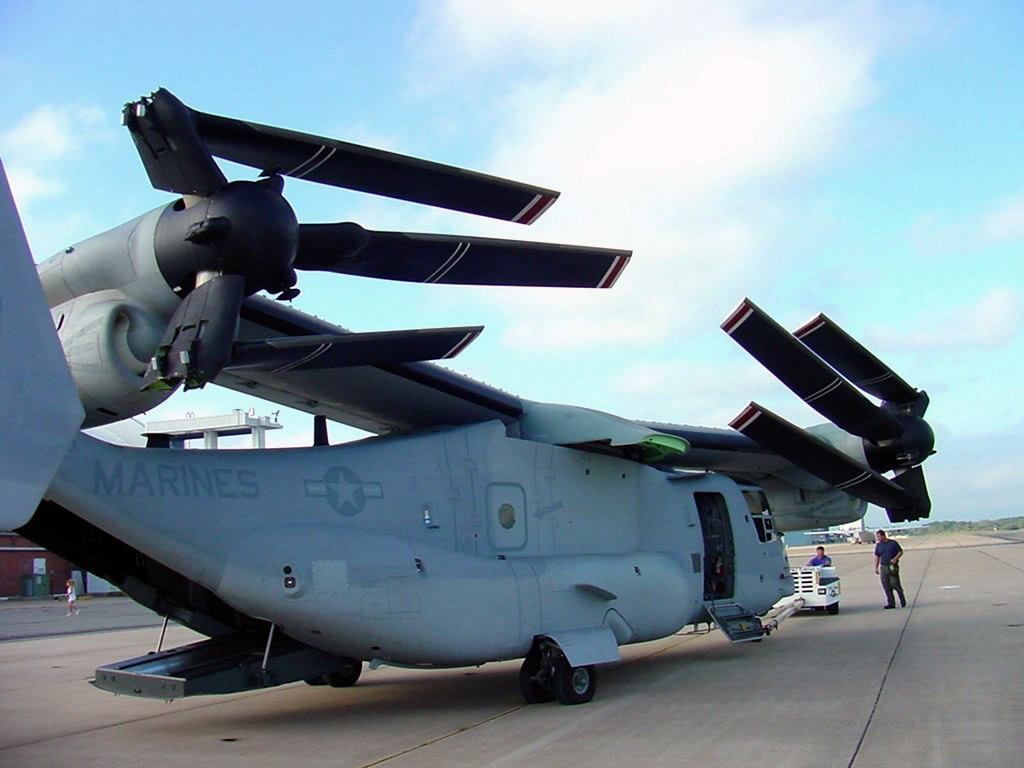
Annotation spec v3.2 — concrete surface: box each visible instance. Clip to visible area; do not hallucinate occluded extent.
[0,532,1021,767]
[0,595,163,641]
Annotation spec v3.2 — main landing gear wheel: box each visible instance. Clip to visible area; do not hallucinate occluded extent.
[518,641,597,705]
[306,659,362,687]
[552,658,596,705]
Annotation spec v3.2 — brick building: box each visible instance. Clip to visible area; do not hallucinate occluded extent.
[0,531,77,597]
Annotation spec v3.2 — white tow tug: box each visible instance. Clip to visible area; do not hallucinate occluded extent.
[789,566,841,615]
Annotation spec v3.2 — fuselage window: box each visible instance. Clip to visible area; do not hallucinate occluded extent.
[498,503,516,530]
[743,489,775,543]
[486,483,527,550]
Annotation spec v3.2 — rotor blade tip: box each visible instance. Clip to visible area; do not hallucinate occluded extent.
[721,299,756,334]
[442,329,482,359]
[729,403,763,431]
[511,193,558,224]
[793,313,827,339]
[597,254,631,288]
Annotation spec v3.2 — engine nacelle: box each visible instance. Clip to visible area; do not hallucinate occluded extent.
[54,295,170,428]
[38,205,181,311]
[760,475,867,532]
[37,204,188,427]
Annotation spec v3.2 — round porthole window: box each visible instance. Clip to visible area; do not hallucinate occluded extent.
[498,503,516,530]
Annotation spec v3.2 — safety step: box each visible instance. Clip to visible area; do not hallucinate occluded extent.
[706,602,765,643]
[92,630,343,699]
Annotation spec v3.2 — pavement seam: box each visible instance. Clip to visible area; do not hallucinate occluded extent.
[970,545,1024,574]
[354,631,705,767]
[0,623,164,644]
[0,683,283,752]
[846,543,938,768]
[357,705,525,768]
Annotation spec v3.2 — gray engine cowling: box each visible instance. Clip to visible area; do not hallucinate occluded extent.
[54,295,170,427]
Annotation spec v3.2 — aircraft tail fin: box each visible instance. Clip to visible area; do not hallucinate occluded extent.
[0,157,84,528]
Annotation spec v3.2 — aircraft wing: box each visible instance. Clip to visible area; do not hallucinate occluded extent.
[214,296,524,434]
[216,299,818,474]
[637,421,801,476]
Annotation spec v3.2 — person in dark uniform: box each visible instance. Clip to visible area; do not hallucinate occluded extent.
[808,546,832,566]
[874,530,906,609]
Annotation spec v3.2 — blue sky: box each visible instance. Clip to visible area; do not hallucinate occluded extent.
[2,1,1022,525]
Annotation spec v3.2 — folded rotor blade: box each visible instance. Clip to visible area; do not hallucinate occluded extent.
[730,403,916,512]
[889,465,932,522]
[794,313,926,414]
[142,274,247,391]
[722,299,902,441]
[226,327,482,373]
[295,224,631,288]
[191,111,558,223]
[123,89,227,197]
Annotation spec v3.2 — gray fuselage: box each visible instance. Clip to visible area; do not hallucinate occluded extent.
[47,420,791,666]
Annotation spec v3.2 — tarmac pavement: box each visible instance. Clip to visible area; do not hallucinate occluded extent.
[0,594,163,641]
[0,532,1021,768]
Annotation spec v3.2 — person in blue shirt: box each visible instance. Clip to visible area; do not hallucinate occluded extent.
[808,546,832,567]
[874,530,906,609]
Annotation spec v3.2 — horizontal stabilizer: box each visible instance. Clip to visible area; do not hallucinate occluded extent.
[0,158,84,528]
[226,327,482,373]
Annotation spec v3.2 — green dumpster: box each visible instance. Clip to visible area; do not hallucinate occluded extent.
[31,574,51,597]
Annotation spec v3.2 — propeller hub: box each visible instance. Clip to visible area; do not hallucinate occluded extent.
[864,414,935,472]
[154,179,299,296]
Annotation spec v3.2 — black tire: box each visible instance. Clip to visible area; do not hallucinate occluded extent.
[552,659,596,705]
[304,676,327,686]
[826,602,840,615]
[323,660,362,687]
[519,649,554,704]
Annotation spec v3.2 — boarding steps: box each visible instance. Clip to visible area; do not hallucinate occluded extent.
[93,630,344,699]
[706,601,766,643]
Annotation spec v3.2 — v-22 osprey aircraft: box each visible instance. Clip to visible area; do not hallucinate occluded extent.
[0,89,935,705]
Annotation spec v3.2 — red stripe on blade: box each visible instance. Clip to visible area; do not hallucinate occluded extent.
[721,300,755,334]
[729,404,762,432]
[794,314,827,339]
[443,331,479,359]
[512,194,557,224]
[598,255,630,288]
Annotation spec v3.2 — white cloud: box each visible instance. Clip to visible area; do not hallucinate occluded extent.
[0,104,108,209]
[3,166,62,205]
[608,357,829,427]
[869,287,1022,352]
[981,192,1024,244]
[922,427,1024,522]
[911,189,1024,255]
[416,1,880,350]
